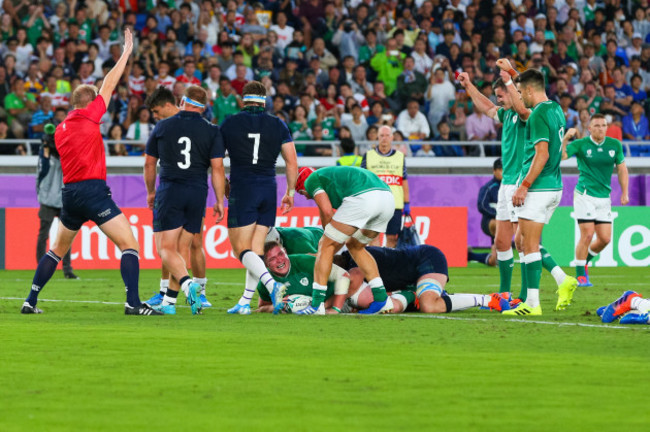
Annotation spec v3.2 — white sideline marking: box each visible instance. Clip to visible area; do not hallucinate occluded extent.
[1,297,645,331]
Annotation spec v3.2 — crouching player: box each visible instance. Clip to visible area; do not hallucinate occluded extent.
[336,245,511,314]
[598,291,650,324]
[256,241,350,314]
[295,166,395,315]
[265,226,324,254]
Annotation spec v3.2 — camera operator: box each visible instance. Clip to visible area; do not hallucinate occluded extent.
[332,19,365,63]
[36,123,77,279]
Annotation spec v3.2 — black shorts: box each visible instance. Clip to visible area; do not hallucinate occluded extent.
[60,179,122,231]
[153,182,207,234]
[481,216,494,239]
[227,181,276,228]
[385,209,403,235]
[414,245,449,279]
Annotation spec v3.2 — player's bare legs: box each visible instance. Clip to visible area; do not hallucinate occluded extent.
[515,218,544,308]
[49,221,79,258]
[495,219,515,294]
[229,223,285,313]
[154,227,201,314]
[191,220,210,306]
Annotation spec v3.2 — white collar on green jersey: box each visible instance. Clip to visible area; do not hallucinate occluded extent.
[589,136,606,146]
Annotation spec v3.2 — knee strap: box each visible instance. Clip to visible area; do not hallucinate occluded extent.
[324,224,351,244]
[352,230,374,245]
[416,278,444,298]
[348,282,369,308]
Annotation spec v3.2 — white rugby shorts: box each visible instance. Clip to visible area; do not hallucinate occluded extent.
[332,189,395,233]
[573,191,612,223]
[516,190,562,224]
[496,184,518,222]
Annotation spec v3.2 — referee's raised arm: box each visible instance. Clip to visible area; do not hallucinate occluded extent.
[98,28,134,106]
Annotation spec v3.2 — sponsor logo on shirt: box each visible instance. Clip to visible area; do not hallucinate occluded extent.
[586,149,592,158]
[512,115,518,123]
[609,150,615,157]
[300,277,309,286]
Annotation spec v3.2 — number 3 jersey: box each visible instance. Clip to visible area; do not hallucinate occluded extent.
[519,100,566,192]
[145,111,225,188]
[220,106,293,183]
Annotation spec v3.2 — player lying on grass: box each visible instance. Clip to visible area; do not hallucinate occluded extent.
[265,226,324,255]
[255,241,349,314]
[334,245,511,314]
[295,166,395,315]
[561,115,629,288]
[597,291,650,324]
[143,86,213,309]
[21,29,161,316]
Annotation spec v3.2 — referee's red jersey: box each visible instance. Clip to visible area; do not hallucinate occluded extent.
[55,97,107,184]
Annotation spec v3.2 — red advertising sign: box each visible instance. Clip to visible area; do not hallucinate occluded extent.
[4,207,467,270]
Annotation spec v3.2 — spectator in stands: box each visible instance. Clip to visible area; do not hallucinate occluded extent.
[125,107,154,156]
[411,38,433,76]
[396,56,427,108]
[336,137,361,167]
[397,99,430,143]
[426,63,456,133]
[305,38,337,71]
[622,101,650,143]
[350,65,373,97]
[4,77,37,138]
[629,73,648,102]
[358,29,382,66]
[576,109,591,138]
[370,38,405,97]
[433,119,463,157]
[278,58,303,95]
[605,114,624,141]
[289,104,312,153]
[560,93,579,128]
[108,124,128,157]
[465,101,496,155]
[601,84,628,120]
[612,67,633,113]
[270,12,294,52]
[176,59,202,87]
[29,96,54,140]
[341,103,368,143]
[0,119,19,155]
[213,76,241,125]
[414,143,436,157]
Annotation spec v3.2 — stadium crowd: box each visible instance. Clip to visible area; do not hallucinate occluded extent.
[1,0,650,157]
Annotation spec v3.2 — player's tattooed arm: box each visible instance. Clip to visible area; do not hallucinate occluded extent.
[457,71,498,119]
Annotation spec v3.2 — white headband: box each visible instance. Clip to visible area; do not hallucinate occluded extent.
[182,96,205,109]
[243,95,266,105]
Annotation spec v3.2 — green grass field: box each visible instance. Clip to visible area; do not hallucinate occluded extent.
[1,265,649,431]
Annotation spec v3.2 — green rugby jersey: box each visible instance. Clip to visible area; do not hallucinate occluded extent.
[497,107,527,185]
[520,100,565,191]
[257,254,334,301]
[278,227,323,254]
[566,136,625,198]
[304,166,390,209]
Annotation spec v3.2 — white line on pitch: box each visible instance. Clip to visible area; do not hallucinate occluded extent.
[1,297,643,331]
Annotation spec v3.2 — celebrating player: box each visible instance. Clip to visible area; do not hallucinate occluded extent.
[223,81,299,315]
[265,226,324,255]
[295,166,395,315]
[256,241,350,313]
[504,69,570,316]
[21,29,161,315]
[143,87,213,308]
[561,115,629,287]
[336,245,511,314]
[144,85,226,315]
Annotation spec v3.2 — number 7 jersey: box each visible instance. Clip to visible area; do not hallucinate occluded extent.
[146,111,225,187]
[519,100,566,192]
[220,106,293,182]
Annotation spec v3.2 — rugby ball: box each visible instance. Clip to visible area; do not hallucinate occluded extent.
[284,294,312,313]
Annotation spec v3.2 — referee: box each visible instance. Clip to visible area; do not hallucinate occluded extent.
[21,29,161,316]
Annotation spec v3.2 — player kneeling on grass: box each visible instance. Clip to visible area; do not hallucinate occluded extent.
[255,241,350,314]
[295,166,395,315]
[561,115,629,288]
[597,291,650,325]
[336,245,511,314]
